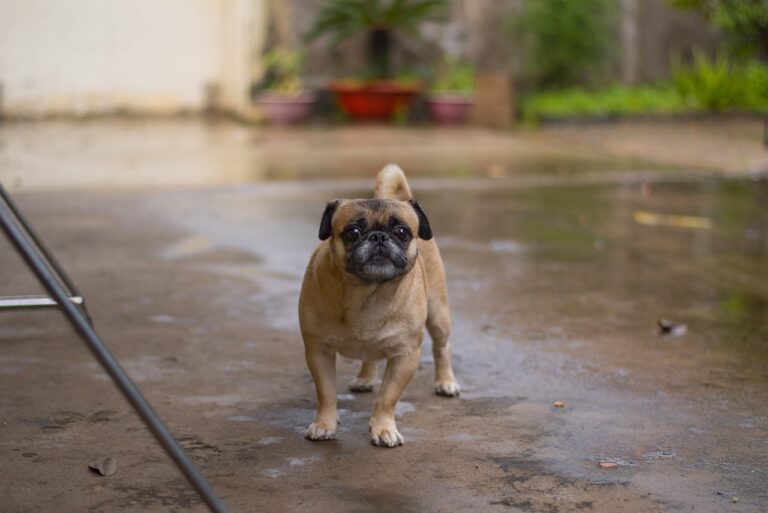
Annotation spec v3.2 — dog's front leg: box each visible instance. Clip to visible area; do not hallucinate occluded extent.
[369,348,420,447]
[305,347,338,441]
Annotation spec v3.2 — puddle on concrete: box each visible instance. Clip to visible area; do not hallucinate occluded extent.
[158,235,214,260]
[261,468,285,479]
[395,400,416,417]
[179,394,244,407]
[256,436,283,446]
[149,314,176,324]
[83,355,182,382]
[0,119,682,193]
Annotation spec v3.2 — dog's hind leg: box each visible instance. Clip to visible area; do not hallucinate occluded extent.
[349,360,378,393]
[427,295,460,397]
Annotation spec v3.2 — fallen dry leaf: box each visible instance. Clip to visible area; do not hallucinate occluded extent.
[634,210,712,230]
[658,319,688,336]
[553,400,565,408]
[88,457,118,476]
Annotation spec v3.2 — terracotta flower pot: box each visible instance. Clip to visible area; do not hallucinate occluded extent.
[329,80,422,121]
[426,94,473,125]
[257,91,316,124]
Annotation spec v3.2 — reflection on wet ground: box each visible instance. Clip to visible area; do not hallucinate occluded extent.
[1,123,767,512]
[0,119,684,191]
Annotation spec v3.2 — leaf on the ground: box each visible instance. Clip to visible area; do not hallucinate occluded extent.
[598,461,618,469]
[633,210,712,230]
[658,319,688,336]
[553,400,565,408]
[88,457,118,476]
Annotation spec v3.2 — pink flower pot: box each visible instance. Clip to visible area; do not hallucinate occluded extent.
[426,95,473,124]
[257,92,316,124]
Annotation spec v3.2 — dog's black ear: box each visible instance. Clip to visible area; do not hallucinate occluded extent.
[409,200,433,240]
[318,200,339,240]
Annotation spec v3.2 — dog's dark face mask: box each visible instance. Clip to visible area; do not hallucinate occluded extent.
[342,215,413,282]
[318,199,432,283]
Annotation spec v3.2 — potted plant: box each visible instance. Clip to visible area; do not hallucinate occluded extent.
[255,49,316,124]
[307,0,447,121]
[427,58,475,124]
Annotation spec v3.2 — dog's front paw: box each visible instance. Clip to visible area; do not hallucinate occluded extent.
[369,417,404,448]
[305,420,337,441]
[435,380,460,397]
[348,377,377,393]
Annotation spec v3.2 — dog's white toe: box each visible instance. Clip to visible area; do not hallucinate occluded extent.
[435,381,460,397]
[305,422,337,441]
[369,417,404,448]
[348,377,377,393]
[371,428,404,448]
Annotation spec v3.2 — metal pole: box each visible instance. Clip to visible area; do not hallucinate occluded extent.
[0,200,231,513]
[0,185,84,298]
[0,184,91,322]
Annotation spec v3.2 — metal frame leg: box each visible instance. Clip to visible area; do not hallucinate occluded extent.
[0,184,91,321]
[0,190,230,513]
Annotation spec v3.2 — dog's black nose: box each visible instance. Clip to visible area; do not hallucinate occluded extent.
[368,231,389,244]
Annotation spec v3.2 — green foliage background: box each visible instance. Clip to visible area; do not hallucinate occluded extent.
[510,0,618,90]
[667,0,768,59]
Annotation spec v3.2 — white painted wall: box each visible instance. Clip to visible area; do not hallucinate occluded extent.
[0,0,263,116]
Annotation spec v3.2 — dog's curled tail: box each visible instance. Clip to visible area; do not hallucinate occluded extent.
[375,164,413,201]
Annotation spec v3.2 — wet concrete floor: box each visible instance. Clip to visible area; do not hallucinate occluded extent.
[1,120,767,512]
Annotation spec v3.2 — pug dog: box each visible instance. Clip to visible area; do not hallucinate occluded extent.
[298,164,459,448]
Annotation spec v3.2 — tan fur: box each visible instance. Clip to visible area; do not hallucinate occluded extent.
[298,164,459,448]
[375,163,413,201]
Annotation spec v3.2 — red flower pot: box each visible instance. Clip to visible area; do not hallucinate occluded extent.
[426,95,473,124]
[329,80,422,121]
[257,91,316,124]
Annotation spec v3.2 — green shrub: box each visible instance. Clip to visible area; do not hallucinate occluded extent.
[521,86,689,123]
[521,54,768,122]
[667,0,768,59]
[262,49,304,94]
[431,58,475,95]
[673,52,768,110]
[509,0,617,89]
[742,60,768,107]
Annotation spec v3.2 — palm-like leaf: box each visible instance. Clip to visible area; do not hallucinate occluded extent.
[307,0,448,43]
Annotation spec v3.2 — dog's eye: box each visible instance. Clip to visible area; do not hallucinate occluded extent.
[393,226,410,241]
[344,227,362,241]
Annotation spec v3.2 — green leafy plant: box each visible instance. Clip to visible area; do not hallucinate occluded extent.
[667,0,768,59]
[306,0,448,80]
[521,85,689,123]
[262,49,305,94]
[521,54,768,122]
[509,0,617,89]
[431,58,475,95]
[673,52,768,110]
[742,59,768,106]
[672,52,741,110]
